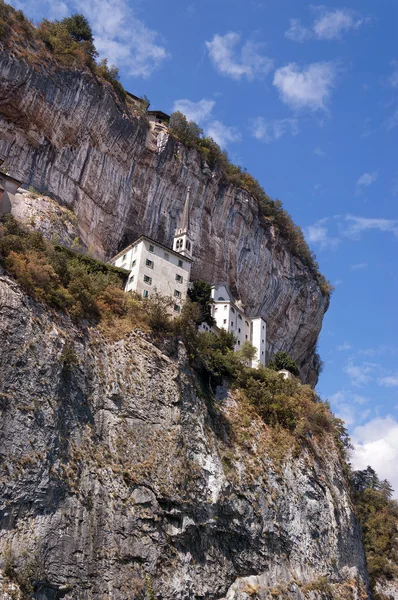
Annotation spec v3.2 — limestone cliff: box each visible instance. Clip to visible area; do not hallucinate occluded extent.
[0,274,367,600]
[0,50,328,386]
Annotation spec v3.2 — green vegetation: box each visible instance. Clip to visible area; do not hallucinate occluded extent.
[187,279,215,326]
[0,2,126,100]
[351,466,398,597]
[169,111,333,298]
[268,351,299,376]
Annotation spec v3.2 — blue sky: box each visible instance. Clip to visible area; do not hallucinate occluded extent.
[11,0,398,492]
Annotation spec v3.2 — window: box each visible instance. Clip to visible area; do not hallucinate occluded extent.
[224,305,227,310]
[262,351,264,355]
[176,239,183,249]
[174,304,181,312]
[122,253,126,260]
[262,325,265,330]
[143,275,152,284]
[143,290,149,298]
[186,240,191,251]
[246,335,248,340]
[132,260,136,268]
[214,307,218,312]
[238,314,242,320]
[245,321,249,327]
[164,252,169,260]
[178,259,183,268]
[231,307,235,313]
[129,274,135,282]
[174,290,181,298]
[176,274,183,283]
[262,339,264,344]
[238,340,240,345]
[238,328,241,333]
[149,244,154,253]
[146,259,154,269]
[223,319,227,325]
[231,321,234,327]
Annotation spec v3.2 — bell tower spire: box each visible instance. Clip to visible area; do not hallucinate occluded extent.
[173,186,193,258]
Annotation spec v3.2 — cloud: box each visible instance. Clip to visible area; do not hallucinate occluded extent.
[313,147,326,157]
[329,390,370,427]
[305,218,340,250]
[356,171,378,190]
[285,19,311,43]
[344,360,379,387]
[205,120,241,148]
[351,417,398,498]
[350,262,368,271]
[285,7,369,43]
[337,342,352,351]
[9,0,69,19]
[343,215,398,239]
[379,373,398,387]
[273,62,338,111]
[172,98,215,124]
[205,32,273,80]
[250,117,299,142]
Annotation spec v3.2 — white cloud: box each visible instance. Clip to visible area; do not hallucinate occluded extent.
[285,19,311,43]
[9,0,69,18]
[379,373,398,387]
[344,360,379,387]
[313,7,367,40]
[337,342,352,351]
[273,62,338,111]
[356,171,378,189]
[350,262,368,271]
[250,117,299,142]
[343,215,398,239]
[329,390,370,427]
[84,0,168,78]
[285,7,369,43]
[205,32,273,81]
[172,99,215,124]
[305,218,340,250]
[351,417,398,498]
[313,147,326,157]
[205,121,241,148]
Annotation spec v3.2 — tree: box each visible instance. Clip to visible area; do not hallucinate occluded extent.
[268,351,299,377]
[187,280,215,326]
[62,14,93,42]
[168,112,203,148]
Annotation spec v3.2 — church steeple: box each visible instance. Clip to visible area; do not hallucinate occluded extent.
[173,186,193,258]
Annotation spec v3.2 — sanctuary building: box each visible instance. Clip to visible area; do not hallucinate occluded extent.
[110,186,267,366]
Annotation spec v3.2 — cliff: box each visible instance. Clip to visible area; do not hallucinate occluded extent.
[0,50,328,386]
[0,274,368,600]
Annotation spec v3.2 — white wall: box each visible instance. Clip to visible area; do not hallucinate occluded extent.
[111,238,191,313]
[251,318,266,368]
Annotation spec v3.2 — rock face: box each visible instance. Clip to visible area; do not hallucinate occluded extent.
[0,51,328,385]
[0,275,368,600]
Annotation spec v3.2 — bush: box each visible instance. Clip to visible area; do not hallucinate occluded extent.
[268,351,299,377]
[187,280,215,326]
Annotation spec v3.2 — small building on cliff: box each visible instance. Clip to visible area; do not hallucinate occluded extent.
[0,161,22,216]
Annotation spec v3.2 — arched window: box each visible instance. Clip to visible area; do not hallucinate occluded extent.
[186,240,191,250]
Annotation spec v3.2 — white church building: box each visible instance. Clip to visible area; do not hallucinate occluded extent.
[110,187,267,366]
[210,283,266,368]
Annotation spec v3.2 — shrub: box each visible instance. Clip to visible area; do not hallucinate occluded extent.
[187,280,215,326]
[268,351,299,377]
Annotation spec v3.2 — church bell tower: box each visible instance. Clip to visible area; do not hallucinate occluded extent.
[173,186,193,259]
